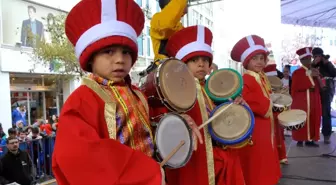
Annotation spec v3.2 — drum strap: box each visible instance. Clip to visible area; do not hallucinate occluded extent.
[196,82,215,185]
[133,90,150,114]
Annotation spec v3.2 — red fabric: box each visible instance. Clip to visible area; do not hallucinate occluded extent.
[65,0,144,70]
[166,25,213,63]
[52,85,161,185]
[274,112,287,161]
[156,101,244,185]
[239,73,281,185]
[230,35,267,65]
[291,67,321,141]
[40,124,52,136]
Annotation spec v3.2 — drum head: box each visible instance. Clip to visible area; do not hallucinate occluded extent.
[278,109,307,127]
[205,68,243,103]
[158,59,197,111]
[270,93,293,107]
[155,113,193,168]
[209,103,253,144]
[267,76,282,89]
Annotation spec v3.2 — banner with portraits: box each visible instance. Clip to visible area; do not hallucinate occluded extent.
[1,0,65,47]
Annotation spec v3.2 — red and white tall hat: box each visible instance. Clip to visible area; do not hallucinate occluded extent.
[296,47,313,60]
[230,35,268,68]
[166,25,213,64]
[263,64,277,76]
[65,0,144,71]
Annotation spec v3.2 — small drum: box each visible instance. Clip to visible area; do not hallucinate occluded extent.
[155,113,193,169]
[267,76,283,90]
[208,102,255,149]
[270,93,293,112]
[140,58,197,113]
[205,68,243,103]
[278,109,307,130]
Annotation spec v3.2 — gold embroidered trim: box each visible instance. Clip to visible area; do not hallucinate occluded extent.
[306,89,311,141]
[244,71,274,148]
[82,77,117,139]
[195,79,215,185]
[301,66,315,86]
[133,90,149,114]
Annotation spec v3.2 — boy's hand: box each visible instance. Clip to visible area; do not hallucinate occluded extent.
[180,114,203,151]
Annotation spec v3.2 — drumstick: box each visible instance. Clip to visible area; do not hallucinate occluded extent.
[160,140,185,167]
[198,103,233,130]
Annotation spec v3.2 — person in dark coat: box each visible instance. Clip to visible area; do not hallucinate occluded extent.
[312,47,336,144]
[1,136,33,185]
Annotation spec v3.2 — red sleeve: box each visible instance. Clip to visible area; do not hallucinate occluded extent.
[291,69,314,93]
[242,75,271,118]
[52,90,162,185]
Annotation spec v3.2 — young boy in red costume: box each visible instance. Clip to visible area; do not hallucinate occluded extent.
[263,64,288,164]
[50,0,202,184]
[231,35,281,185]
[163,25,245,185]
[291,47,322,147]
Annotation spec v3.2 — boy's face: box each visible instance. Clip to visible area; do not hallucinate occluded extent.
[247,54,266,73]
[92,45,133,82]
[186,56,211,80]
[300,57,312,68]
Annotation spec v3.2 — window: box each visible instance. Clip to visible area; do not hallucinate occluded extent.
[199,14,203,24]
[330,40,333,46]
[156,1,160,12]
[136,0,142,7]
[147,27,151,57]
[137,36,143,56]
[146,0,149,8]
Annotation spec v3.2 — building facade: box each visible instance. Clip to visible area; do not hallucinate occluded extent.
[0,0,217,133]
[0,0,81,134]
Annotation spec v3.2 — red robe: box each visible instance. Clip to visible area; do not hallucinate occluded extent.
[291,67,321,141]
[156,80,245,185]
[52,77,162,185]
[261,73,288,162]
[239,71,281,185]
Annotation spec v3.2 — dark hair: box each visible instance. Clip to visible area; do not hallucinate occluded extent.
[284,64,291,70]
[6,136,18,144]
[312,47,324,56]
[159,0,171,9]
[324,54,330,60]
[8,128,17,135]
[27,5,36,12]
[18,129,25,134]
[32,127,39,134]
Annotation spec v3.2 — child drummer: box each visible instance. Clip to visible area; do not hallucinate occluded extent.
[230,35,281,185]
[51,0,202,184]
[263,64,288,164]
[164,25,246,185]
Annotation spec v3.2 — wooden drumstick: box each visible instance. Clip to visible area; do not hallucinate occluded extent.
[160,140,185,167]
[198,103,233,130]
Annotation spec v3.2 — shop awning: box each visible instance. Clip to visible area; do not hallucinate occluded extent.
[281,0,336,28]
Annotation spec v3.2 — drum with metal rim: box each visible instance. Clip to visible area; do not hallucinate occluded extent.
[140,58,197,113]
[277,109,307,130]
[208,101,255,149]
[205,68,243,103]
[155,113,193,169]
[270,93,293,112]
[267,76,283,90]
